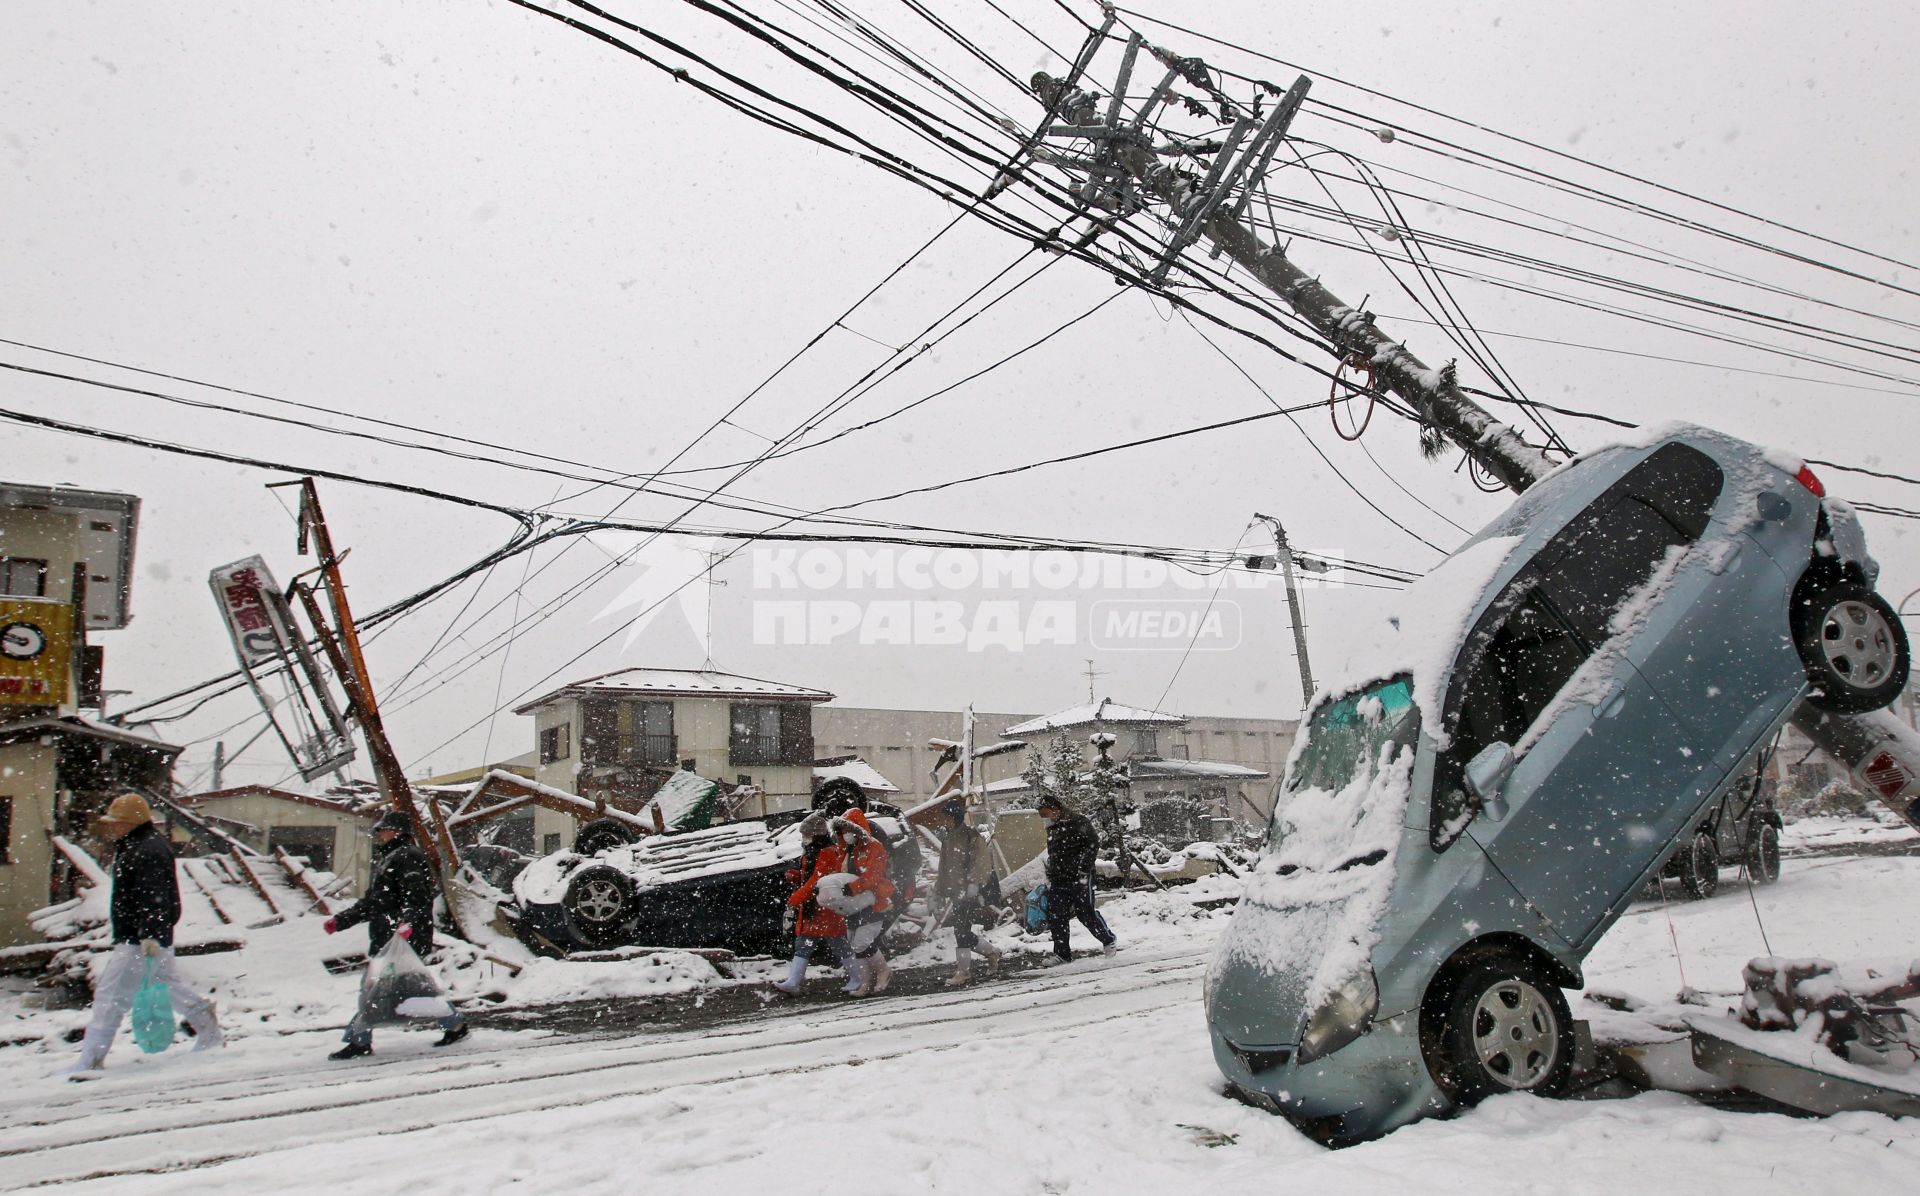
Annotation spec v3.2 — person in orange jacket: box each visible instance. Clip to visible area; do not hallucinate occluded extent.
[774,811,854,995]
[831,810,894,997]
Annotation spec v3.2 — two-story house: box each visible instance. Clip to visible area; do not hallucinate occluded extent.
[512,668,832,854]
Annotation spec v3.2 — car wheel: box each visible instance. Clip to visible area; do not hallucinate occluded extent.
[1680,831,1720,900]
[1435,959,1575,1104]
[1792,579,1910,713]
[1746,822,1782,886]
[562,865,636,948]
[574,818,637,857]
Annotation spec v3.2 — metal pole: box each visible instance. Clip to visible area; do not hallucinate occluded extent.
[1255,513,1314,703]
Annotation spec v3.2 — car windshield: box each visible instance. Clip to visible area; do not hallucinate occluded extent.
[1270,677,1419,851]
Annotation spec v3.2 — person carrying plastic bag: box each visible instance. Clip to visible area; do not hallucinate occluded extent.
[345,923,462,1047]
[62,793,224,1077]
[323,809,467,1059]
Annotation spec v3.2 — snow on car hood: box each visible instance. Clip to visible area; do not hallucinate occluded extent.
[1211,731,1416,1022]
[514,820,805,906]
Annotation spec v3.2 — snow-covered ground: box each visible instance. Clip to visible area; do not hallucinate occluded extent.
[1781,810,1920,855]
[2,851,1917,1193]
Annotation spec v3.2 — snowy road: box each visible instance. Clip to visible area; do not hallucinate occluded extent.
[1,950,1206,1188]
[8,854,1920,1194]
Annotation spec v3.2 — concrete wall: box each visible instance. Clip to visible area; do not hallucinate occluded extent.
[815,707,1296,825]
[813,708,1035,807]
[0,742,57,947]
[0,509,82,606]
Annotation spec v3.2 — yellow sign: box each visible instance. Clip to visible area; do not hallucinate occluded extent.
[0,597,74,706]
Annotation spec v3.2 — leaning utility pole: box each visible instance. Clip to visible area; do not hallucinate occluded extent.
[1253,513,1313,702]
[1027,27,1920,828]
[271,478,469,938]
[1031,34,1552,493]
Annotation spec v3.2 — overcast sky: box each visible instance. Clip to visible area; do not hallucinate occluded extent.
[5,1,1918,790]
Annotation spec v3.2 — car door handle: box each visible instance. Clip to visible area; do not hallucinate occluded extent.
[1596,684,1628,719]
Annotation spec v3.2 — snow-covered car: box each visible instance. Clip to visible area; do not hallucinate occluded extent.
[503,810,920,956]
[1205,424,1907,1144]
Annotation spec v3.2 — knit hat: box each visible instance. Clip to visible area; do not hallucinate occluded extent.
[373,810,412,836]
[1035,795,1066,813]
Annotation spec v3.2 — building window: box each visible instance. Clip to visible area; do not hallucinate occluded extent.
[731,702,813,766]
[629,701,675,766]
[0,557,48,597]
[267,826,335,872]
[543,832,562,855]
[0,797,12,863]
[1134,729,1158,757]
[539,722,571,764]
[1170,743,1190,760]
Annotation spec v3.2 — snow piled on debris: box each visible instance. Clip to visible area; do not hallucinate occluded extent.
[499,952,722,1008]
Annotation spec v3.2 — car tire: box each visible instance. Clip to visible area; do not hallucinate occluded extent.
[1745,822,1782,886]
[1680,831,1720,900]
[562,865,636,948]
[1792,579,1910,713]
[1434,958,1576,1104]
[574,818,637,857]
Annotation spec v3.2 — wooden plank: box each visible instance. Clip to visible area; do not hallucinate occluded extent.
[227,847,284,917]
[273,847,338,915]
[180,861,235,926]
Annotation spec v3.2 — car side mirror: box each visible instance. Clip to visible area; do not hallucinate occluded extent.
[1464,742,1515,821]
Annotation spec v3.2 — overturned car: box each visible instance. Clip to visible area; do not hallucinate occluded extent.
[502,803,921,956]
[1206,424,1908,1143]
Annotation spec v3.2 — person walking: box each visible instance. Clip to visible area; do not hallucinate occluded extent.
[322,809,466,1059]
[929,797,1002,987]
[831,809,895,997]
[1036,795,1117,965]
[64,793,225,1075]
[773,811,854,995]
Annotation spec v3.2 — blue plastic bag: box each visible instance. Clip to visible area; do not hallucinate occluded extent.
[1023,884,1050,934]
[130,957,175,1054]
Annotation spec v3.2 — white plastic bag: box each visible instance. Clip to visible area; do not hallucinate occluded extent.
[356,932,447,1027]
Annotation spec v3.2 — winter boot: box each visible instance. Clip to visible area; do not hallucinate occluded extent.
[772,955,808,996]
[190,1004,225,1052]
[945,948,974,988]
[869,950,893,994]
[849,955,878,998]
[981,943,1004,975]
[329,1042,373,1061]
[841,956,866,996]
[433,1022,470,1048]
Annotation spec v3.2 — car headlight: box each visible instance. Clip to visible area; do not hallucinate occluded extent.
[1295,967,1379,1064]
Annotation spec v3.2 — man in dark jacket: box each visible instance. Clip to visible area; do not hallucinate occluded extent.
[1037,795,1117,964]
[66,793,223,1075]
[323,809,466,1059]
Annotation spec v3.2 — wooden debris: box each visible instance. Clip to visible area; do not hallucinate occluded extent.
[227,847,284,917]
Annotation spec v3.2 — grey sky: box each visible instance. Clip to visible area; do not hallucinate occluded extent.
[4,1,1917,789]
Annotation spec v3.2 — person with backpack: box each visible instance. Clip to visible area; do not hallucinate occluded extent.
[830,809,895,997]
[323,809,466,1059]
[1037,794,1117,964]
[929,797,1002,986]
[773,811,855,995]
[63,793,224,1075]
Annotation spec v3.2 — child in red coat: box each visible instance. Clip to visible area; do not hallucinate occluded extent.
[774,812,855,995]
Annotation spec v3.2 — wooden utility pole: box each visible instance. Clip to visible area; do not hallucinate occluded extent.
[272,478,468,938]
